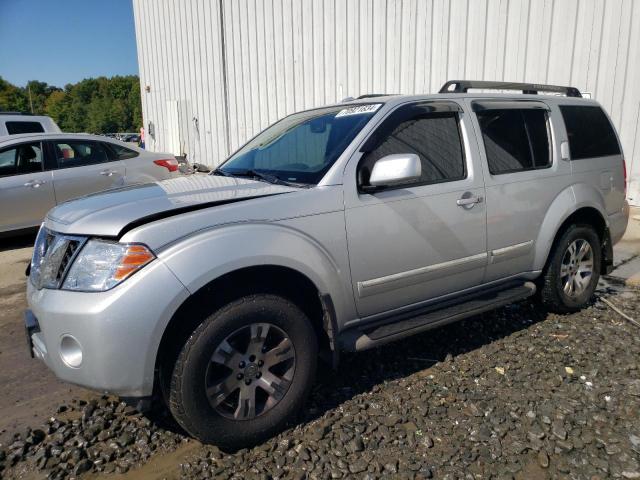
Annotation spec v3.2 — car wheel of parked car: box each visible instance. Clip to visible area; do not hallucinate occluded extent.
[540,224,601,313]
[168,294,317,449]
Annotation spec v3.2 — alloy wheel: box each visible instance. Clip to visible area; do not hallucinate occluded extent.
[560,239,594,298]
[205,322,296,420]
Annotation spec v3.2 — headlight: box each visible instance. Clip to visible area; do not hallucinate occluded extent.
[30,227,86,290]
[62,240,155,292]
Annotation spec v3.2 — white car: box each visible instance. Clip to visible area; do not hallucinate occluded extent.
[0,113,61,137]
[0,133,182,234]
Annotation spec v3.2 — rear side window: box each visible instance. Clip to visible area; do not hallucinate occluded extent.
[360,113,466,187]
[105,142,139,160]
[5,121,45,135]
[476,109,550,175]
[559,105,620,159]
[53,141,110,168]
[0,142,43,177]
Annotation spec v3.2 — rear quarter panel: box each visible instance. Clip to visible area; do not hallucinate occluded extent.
[532,99,628,269]
[123,151,173,182]
[531,183,609,271]
[566,152,626,217]
[556,100,626,216]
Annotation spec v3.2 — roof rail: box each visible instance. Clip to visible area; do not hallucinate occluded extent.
[0,111,34,115]
[439,80,582,98]
[357,94,393,99]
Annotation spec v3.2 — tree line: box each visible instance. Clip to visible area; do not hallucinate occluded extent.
[0,75,142,133]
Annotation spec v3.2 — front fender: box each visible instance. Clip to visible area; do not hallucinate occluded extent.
[532,183,609,271]
[157,221,355,324]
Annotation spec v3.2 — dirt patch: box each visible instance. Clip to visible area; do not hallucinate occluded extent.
[96,442,201,480]
[0,237,89,448]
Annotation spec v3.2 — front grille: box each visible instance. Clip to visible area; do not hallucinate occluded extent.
[56,240,81,282]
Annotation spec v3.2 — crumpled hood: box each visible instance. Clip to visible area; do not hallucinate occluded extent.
[45,175,300,237]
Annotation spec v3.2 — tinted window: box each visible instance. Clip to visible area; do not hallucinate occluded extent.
[219,104,380,184]
[477,109,550,175]
[359,113,465,187]
[0,142,43,177]
[559,105,620,159]
[105,142,138,160]
[53,141,110,168]
[5,121,45,134]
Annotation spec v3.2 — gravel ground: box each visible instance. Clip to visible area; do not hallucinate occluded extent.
[2,282,640,479]
[0,236,89,449]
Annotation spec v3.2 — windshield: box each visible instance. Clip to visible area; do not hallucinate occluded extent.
[216,103,382,185]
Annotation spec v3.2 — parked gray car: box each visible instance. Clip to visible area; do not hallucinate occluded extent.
[0,133,182,234]
[25,81,628,448]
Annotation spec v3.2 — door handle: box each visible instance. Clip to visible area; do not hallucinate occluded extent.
[24,180,46,188]
[100,169,115,176]
[456,195,483,207]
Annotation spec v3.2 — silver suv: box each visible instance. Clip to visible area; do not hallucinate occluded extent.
[25,81,628,448]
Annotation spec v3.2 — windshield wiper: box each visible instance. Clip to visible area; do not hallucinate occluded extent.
[212,168,311,188]
[222,168,296,186]
[211,168,230,177]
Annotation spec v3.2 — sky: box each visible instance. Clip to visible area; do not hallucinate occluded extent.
[0,0,139,87]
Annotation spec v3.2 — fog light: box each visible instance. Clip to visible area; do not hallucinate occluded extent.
[60,335,83,368]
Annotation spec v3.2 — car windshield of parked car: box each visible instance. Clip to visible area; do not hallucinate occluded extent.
[217,104,382,185]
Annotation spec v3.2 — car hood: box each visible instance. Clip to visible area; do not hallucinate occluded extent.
[45,175,301,237]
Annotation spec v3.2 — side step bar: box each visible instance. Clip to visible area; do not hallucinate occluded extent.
[339,281,537,352]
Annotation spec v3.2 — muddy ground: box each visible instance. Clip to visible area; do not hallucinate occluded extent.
[1,233,639,479]
[0,233,89,449]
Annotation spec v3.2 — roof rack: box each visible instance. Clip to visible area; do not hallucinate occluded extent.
[357,94,393,99]
[0,111,34,115]
[439,80,582,98]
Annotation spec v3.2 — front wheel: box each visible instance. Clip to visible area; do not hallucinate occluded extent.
[168,294,318,449]
[539,224,601,313]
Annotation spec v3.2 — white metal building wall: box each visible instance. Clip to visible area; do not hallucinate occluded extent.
[133,0,640,202]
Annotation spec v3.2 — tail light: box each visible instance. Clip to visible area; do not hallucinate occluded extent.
[154,158,179,172]
[623,157,627,195]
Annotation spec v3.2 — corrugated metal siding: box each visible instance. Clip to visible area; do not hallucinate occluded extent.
[133,0,229,165]
[133,0,640,202]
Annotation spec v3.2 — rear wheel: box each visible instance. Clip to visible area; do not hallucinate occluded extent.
[539,224,601,313]
[168,294,317,448]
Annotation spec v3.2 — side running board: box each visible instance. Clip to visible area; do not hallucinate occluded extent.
[339,281,536,352]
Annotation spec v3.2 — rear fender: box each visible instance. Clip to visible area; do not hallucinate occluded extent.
[533,183,609,271]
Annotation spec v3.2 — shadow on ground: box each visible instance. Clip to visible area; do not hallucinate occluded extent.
[165,282,631,438]
[142,298,553,448]
[300,299,551,428]
[0,230,37,253]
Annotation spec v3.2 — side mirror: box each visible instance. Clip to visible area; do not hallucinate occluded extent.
[366,153,421,190]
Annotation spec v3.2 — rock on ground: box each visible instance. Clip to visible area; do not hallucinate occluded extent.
[2,285,640,479]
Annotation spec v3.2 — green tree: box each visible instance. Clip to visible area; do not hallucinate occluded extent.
[25,80,61,114]
[0,76,29,112]
[0,75,142,133]
[44,90,69,126]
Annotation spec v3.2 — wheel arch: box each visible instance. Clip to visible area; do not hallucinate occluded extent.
[534,185,612,273]
[154,264,340,398]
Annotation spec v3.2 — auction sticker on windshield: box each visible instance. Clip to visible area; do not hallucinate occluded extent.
[335,104,382,117]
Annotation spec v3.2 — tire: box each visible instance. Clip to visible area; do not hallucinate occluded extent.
[539,224,601,313]
[168,294,318,449]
